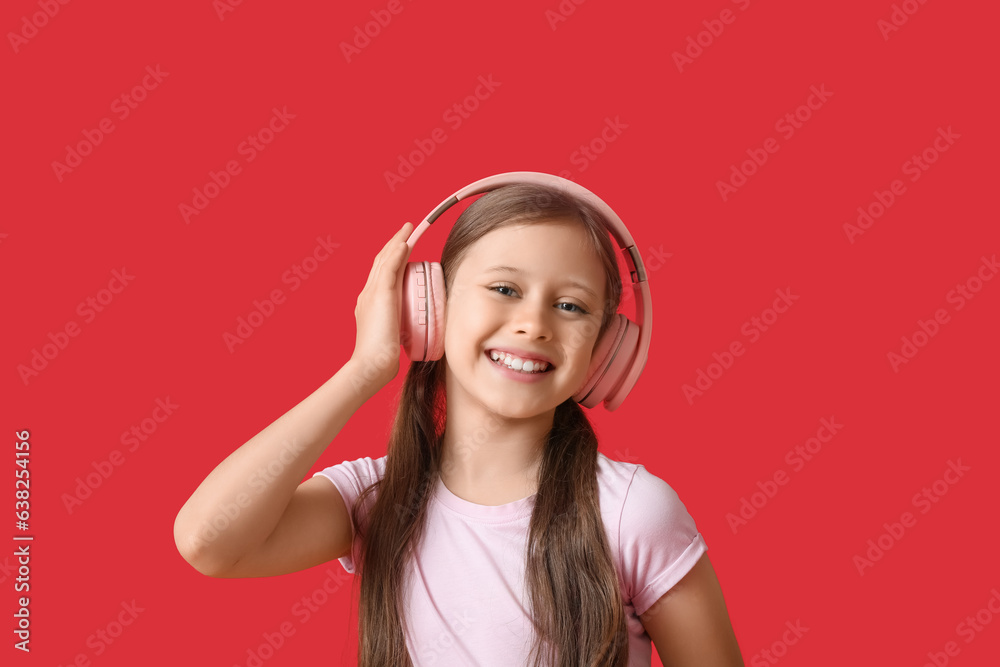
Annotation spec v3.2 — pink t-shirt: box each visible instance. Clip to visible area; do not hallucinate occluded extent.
[312,451,707,666]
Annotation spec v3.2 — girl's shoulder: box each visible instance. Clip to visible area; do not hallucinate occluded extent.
[596,450,671,494]
[596,451,698,531]
[597,451,707,613]
[312,454,388,495]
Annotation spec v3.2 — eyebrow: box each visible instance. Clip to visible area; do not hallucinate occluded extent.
[482,265,599,300]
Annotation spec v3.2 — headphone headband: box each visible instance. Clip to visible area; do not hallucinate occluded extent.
[403,171,651,411]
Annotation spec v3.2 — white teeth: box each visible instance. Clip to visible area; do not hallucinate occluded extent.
[488,350,550,373]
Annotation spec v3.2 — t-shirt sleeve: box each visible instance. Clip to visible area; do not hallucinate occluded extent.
[311,456,383,574]
[619,465,708,617]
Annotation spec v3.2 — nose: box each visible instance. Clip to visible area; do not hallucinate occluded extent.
[509,296,553,340]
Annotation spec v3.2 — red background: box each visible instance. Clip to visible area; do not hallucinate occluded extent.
[3,0,998,665]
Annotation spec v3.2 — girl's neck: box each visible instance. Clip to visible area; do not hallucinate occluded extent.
[437,413,551,506]
[439,464,540,506]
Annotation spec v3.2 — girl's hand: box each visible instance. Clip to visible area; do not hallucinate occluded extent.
[348,222,414,387]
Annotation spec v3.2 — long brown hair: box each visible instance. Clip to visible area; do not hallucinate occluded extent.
[349,182,629,666]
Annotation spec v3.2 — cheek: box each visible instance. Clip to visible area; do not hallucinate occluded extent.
[442,304,477,352]
[562,326,596,360]
[449,293,494,325]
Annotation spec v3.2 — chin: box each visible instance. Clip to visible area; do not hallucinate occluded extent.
[488,393,564,420]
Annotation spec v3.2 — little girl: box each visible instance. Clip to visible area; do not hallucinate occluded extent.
[174,175,744,666]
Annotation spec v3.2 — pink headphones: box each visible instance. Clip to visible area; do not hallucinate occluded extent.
[398,171,651,412]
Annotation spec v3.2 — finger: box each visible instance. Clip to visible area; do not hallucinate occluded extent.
[382,241,410,290]
[387,222,412,251]
[374,222,408,263]
[390,222,412,249]
[368,224,405,281]
[388,224,412,264]
[401,223,414,260]
[367,223,413,290]
[391,249,409,292]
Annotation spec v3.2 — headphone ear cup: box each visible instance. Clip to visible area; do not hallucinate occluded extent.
[573,313,640,409]
[400,261,446,362]
[425,261,446,361]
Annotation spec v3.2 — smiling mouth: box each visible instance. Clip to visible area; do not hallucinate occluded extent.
[485,350,554,374]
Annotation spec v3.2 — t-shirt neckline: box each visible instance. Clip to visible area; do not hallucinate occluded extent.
[434,476,537,521]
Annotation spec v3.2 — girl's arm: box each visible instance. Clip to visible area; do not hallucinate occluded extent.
[173,222,415,578]
[639,553,746,666]
[172,358,384,577]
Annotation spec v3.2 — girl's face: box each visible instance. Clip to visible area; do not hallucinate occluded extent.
[442,219,608,420]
